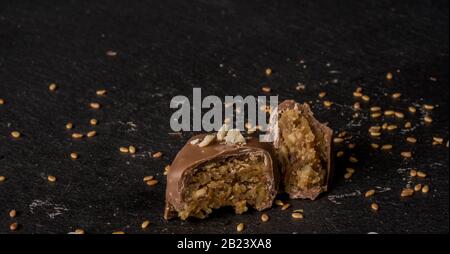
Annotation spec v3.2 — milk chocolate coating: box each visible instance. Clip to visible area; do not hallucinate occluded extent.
[164,134,279,220]
[267,100,334,200]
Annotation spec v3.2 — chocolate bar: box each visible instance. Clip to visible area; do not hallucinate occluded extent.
[267,100,333,200]
[164,134,279,220]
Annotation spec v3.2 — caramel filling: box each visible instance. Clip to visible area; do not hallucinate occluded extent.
[278,110,326,196]
[178,153,270,220]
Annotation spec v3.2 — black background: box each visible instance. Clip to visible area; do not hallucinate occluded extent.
[0,0,448,234]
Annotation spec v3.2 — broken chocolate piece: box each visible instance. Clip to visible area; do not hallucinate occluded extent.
[164,134,279,220]
[267,100,334,200]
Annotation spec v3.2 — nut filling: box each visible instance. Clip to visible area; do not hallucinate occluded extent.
[278,110,327,198]
[178,153,270,220]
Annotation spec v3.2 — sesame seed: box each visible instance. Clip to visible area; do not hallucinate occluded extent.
[387,125,398,131]
[70,153,78,160]
[370,132,381,137]
[236,223,245,232]
[333,137,344,144]
[349,156,358,163]
[410,169,417,177]
[336,151,344,157]
[381,144,393,150]
[404,122,412,128]
[382,123,388,130]
[90,119,98,125]
[344,172,353,179]
[384,110,395,116]
[90,102,101,109]
[265,68,272,76]
[394,112,404,118]
[369,126,381,133]
[96,89,107,96]
[49,83,58,91]
[356,87,363,93]
[424,116,433,123]
[433,137,444,144]
[9,222,18,231]
[407,107,416,114]
[365,189,375,198]
[371,203,379,211]
[0,98,4,105]
[112,231,125,234]
[353,102,361,110]
[164,165,171,176]
[9,209,17,218]
[47,175,57,182]
[371,112,382,118]
[74,229,85,234]
[66,123,73,130]
[423,104,434,110]
[281,203,291,211]
[401,151,412,158]
[0,175,6,182]
[417,171,427,178]
[141,220,150,229]
[119,147,129,153]
[261,86,271,93]
[392,93,401,99]
[87,131,97,138]
[143,176,154,182]
[146,179,158,186]
[291,212,303,219]
[106,50,117,57]
[414,184,422,192]
[153,152,163,158]
[370,106,381,112]
[346,168,355,174]
[348,143,356,149]
[11,131,21,138]
[362,95,370,102]
[260,213,270,222]
[72,133,83,139]
[323,100,333,108]
[296,84,306,91]
[371,143,379,149]
[406,137,417,143]
[319,92,326,98]
[275,200,284,206]
[422,185,430,193]
[401,188,414,197]
[129,146,136,154]
[353,91,363,97]
[386,72,393,80]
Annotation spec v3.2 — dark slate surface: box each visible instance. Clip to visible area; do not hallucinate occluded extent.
[0,0,448,234]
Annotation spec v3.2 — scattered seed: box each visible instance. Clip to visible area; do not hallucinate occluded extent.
[90,119,98,125]
[365,189,376,198]
[344,172,353,179]
[90,102,101,109]
[423,104,434,110]
[401,151,412,158]
[129,146,136,154]
[319,92,326,98]
[141,220,150,229]
[73,229,85,234]
[143,176,154,182]
[381,144,393,150]
[417,171,427,178]
[404,122,412,129]
[370,132,381,137]
[382,123,388,130]
[346,168,355,174]
[275,200,284,206]
[384,110,395,116]
[9,209,17,218]
[370,106,381,112]
[356,87,363,93]
[391,93,401,99]
[0,98,4,105]
[362,95,370,102]
[349,156,358,163]
[369,126,381,133]
[66,122,73,130]
[153,152,163,158]
[236,223,245,232]
[0,176,6,182]
[353,91,363,97]
[424,116,433,123]
[296,84,306,91]
[281,203,291,211]
[433,137,444,144]
[333,137,344,144]
[395,112,404,118]
[414,184,422,192]
[323,100,333,108]
[348,143,356,149]
[261,86,271,93]
[371,112,382,118]
[401,188,414,197]
[9,222,18,231]
[422,185,430,193]
[371,143,379,149]
[410,169,417,177]
[353,102,361,110]
[49,83,58,91]
[260,213,270,222]
[119,147,129,153]
[11,131,21,138]
[112,231,125,234]
[265,68,272,76]
[336,151,344,157]
[387,125,397,131]
[146,179,158,186]
[47,175,56,182]
[72,133,83,139]
[386,72,393,80]
[406,137,417,143]
[106,50,118,57]
[96,89,107,96]
[87,131,97,138]
[291,212,303,219]
[371,203,379,211]
[408,106,416,113]
[164,165,171,176]
[70,153,79,160]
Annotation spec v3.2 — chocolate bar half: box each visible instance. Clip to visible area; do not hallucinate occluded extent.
[164,134,279,220]
[267,100,333,200]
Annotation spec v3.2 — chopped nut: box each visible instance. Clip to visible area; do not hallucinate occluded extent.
[401,188,414,197]
[260,213,270,222]
[365,189,375,198]
[141,220,150,229]
[401,151,412,158]
[414,184,422,192]
[190,139,200,145]
[153,152,163,158]
[417,171,427,178]
[236,223,245,232]
[392,93,401,99]
[217,124,230,141]
[11,131,21,138]
[371,203,379,211]
[198,135,216,148]
[224,129,246,145]
[291,212,303,219]
[421,185,430,193]
[406,137,417,143]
